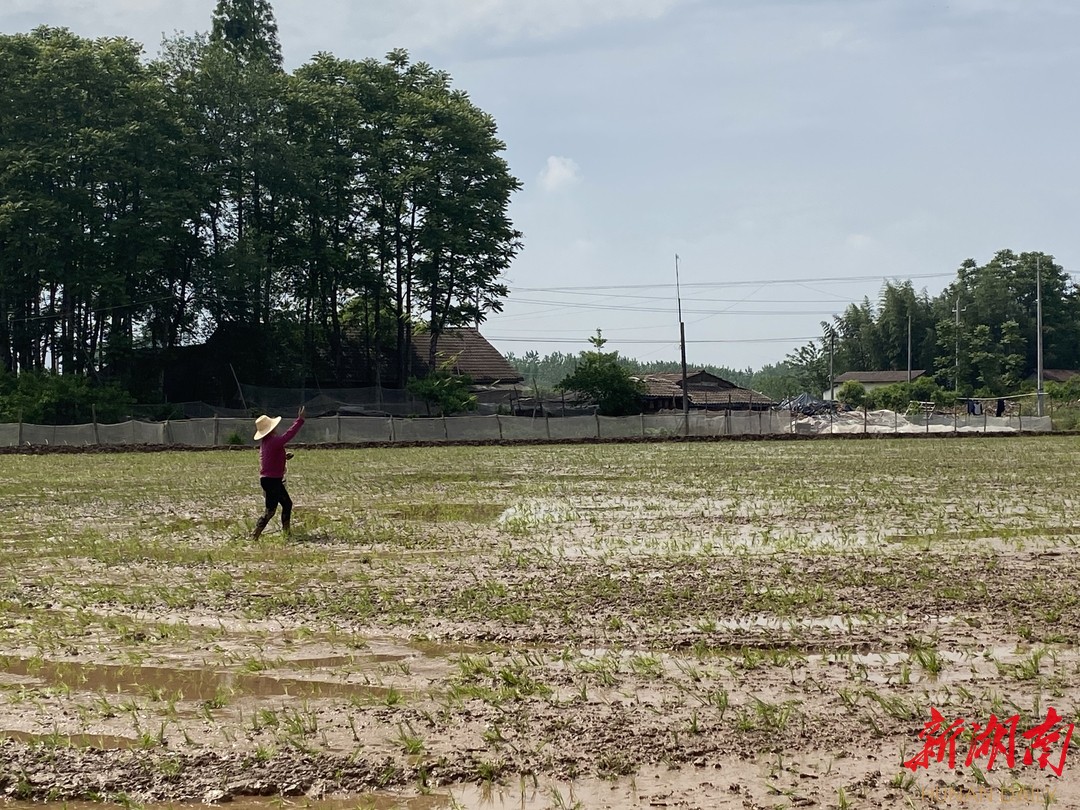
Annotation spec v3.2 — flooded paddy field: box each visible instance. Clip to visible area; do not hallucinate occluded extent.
[1,437,1079,808]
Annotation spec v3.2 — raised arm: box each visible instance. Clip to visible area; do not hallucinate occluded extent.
[280,406,306,443]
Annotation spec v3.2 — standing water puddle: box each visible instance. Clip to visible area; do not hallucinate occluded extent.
[0,765,734,809]
[0,655,414,703]
[0,729,139,749]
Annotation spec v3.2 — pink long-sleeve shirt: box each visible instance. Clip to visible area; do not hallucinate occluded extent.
[258,417,304,478]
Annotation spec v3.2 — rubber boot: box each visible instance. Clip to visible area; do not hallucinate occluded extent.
[252,512,272,541]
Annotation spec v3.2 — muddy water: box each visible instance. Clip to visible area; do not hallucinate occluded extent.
[0,767,732,809]
[0,635,477,708]
[0,656,408,703]
[4,766,1060,809]
[0,729,138,750]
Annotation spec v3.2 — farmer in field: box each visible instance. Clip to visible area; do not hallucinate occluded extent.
[251,406,305,540]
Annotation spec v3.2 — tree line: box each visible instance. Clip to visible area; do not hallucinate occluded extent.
[781,250,1075,399]
[505,349,757,394]
[508,249,1076,405]
[0,0,521,403]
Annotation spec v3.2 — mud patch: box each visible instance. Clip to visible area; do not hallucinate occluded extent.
[3,439,1080,806]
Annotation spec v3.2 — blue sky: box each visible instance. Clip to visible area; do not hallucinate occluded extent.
[4,0,1078,369]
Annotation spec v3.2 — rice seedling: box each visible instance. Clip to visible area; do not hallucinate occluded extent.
[392,723,425,756]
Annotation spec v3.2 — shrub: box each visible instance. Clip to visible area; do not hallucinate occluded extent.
[0,370,134,424]
[407,363,477,415]
[836,380,867,409]
[1052,406,1080,431]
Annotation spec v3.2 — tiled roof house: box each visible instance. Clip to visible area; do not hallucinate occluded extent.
[410,328,523,385]
[637,370,774,411]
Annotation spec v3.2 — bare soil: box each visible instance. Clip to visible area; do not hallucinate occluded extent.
[1,439,1078,809]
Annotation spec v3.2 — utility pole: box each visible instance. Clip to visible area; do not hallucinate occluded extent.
[827,329,835,400]
[907,313,912,385]
[954,295,965,392]
[1037,256,1044,417]
[676,254,689,436]
[828,329,835,434]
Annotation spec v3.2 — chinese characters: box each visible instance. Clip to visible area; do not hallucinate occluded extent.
[904,707,1073,777]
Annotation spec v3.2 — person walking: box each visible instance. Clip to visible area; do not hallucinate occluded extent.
[252,406,305,539]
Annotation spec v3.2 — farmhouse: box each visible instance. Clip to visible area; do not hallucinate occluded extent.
[409,327,523,386]
[1031,369,1080,384]
[824,369,926,401]
[410,327,526,413]
[638,370,774,412]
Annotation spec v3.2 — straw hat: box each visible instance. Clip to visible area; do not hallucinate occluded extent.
[253,414,282,441]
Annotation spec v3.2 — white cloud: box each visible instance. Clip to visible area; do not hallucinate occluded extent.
[845,234,875,251]
[538,156,581,192]
[816,25,868,53]
[358,0,686,50]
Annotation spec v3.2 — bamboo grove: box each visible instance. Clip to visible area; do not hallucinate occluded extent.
[0,0,522,396]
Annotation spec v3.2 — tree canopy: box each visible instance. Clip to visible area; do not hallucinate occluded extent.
[555,331,646,416]
[509,249,1075,406]
[0,0,522,401]
[782,251,1074,398]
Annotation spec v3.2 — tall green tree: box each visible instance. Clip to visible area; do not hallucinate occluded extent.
[210,0,283,69]
[0,3,523,397]
[386,54,522,380]
[784,250,1077,398]
[0,27,197,380]
[557,330,646,416]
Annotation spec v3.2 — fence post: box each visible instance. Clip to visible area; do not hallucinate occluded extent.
[213,415,220,447]
[92,405,99,445]
[164,420,172,445]
[496,414,503,440]
[953,409,957,433]
[640,412,645,437]
[389,416,396,443]
[442,415,449,441]
[595,412,601,439]
[1018,407,1023,433]
[17,419,22,446]
[983,409,987,433]
[863,407,867,434]
[545,414,551,440]
[337,414,342,443]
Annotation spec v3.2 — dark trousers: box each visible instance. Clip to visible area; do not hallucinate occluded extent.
[255,477,292,535]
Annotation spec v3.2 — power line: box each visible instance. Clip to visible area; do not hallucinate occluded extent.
[488,335,822,344]
[485,323,686,334]
[507,287,856,304]
[506,297,850,316]
[508,271,956,293]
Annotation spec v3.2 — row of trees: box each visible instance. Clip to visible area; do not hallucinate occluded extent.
[0,0,521,397]
[783,250,1075,398]
[508,250,1075,407]
[506,350,757,394]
